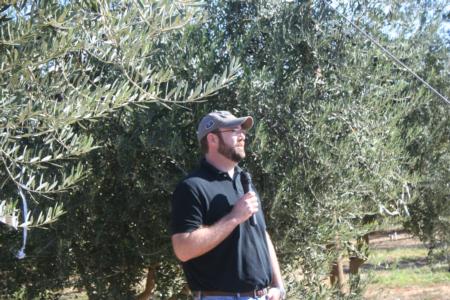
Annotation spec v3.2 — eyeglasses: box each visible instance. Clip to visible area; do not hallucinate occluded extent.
[213,128,247,136]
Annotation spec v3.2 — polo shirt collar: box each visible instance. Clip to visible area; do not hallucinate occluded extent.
[201,158,242,179]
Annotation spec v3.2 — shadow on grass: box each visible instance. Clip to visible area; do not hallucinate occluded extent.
[346,256,449,272]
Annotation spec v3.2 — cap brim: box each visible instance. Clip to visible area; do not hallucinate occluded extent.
[240,116,253,130]
[223,116,253,130]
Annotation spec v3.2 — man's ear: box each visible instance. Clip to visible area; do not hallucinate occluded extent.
[207,132,218,148]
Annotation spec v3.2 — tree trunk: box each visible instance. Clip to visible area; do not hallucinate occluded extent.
[330,256,346,293]
[349,233,370,274]
[328,237,346,293]
[136,266,157,300]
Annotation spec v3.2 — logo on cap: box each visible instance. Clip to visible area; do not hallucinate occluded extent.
[205,120,215,129]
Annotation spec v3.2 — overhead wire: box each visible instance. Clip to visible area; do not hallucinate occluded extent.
[324,0,450,105]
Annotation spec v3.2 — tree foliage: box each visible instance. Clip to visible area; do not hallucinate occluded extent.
[0,0,239,298]
[1,0,448,299]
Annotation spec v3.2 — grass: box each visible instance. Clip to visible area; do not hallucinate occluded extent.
[59,291,88,300]
[365,244,450,288]
[367,247,428,266]
[369,266,450,287]
[375,217,404,232]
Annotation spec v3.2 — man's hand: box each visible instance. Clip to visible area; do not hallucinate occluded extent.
[267,287,282,300]
[229,191,258,224]
[171,192,259,262]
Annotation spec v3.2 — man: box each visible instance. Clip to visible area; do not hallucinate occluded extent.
[171,111,286,300]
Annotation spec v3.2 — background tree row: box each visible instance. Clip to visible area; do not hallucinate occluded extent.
[0,0,448,299]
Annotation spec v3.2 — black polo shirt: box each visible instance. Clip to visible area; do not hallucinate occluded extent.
[171,159,272,292]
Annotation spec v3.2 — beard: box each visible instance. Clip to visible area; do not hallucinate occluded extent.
[217,135,245,163]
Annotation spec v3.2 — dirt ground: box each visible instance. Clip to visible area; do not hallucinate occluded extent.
[368,230,425,250]
[363,230,450,300]
[365,284,450,300]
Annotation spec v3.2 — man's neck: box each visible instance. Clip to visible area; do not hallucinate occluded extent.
[205,154,237,178]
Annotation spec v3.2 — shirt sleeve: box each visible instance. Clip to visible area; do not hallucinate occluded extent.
[171,181,204,235]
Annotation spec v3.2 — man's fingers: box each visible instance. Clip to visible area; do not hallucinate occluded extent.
[231,192,259,223]
[244,194,258,213]
[267,288,281,300]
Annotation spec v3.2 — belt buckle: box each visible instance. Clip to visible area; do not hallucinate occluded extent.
[254,288,267,297]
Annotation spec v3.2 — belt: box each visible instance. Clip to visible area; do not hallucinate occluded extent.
[194,288,268,298]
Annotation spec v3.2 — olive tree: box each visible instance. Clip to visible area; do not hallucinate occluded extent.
[0,1,239,298]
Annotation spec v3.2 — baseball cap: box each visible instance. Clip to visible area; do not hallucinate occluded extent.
[197,110,254,141]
